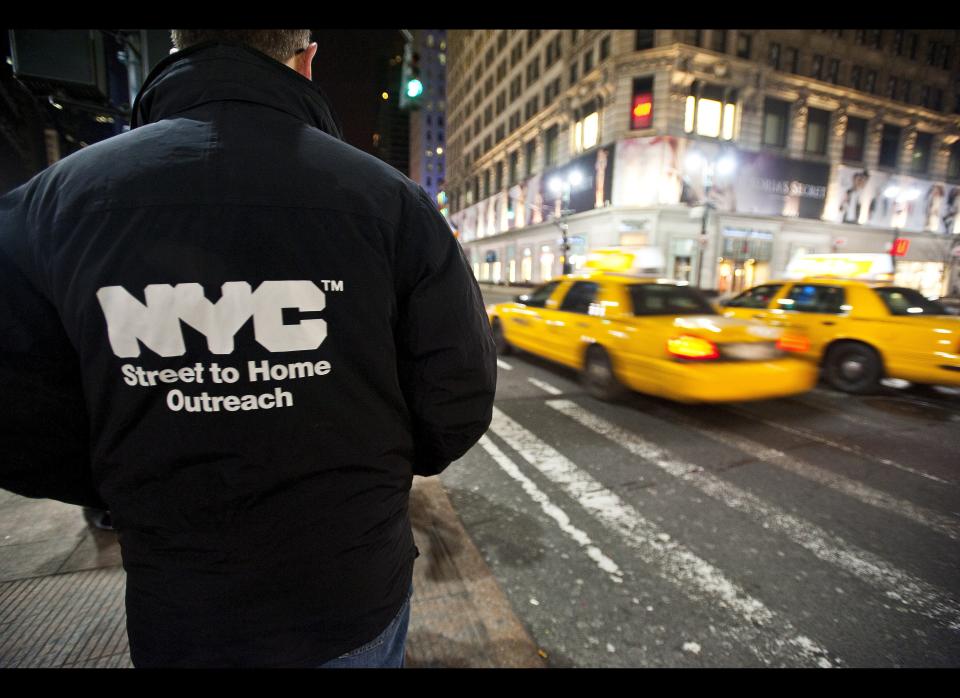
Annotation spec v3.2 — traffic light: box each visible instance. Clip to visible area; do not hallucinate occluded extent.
[399,42,423,110]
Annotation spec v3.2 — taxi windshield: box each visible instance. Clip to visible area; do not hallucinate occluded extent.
[873,287,950,316]
[629,284,716,316]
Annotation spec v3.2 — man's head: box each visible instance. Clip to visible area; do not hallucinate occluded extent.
[170,30,318,80]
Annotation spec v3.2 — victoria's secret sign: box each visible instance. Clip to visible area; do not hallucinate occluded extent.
[734,153,831,219]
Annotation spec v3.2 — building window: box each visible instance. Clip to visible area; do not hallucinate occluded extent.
[496,91,506,115]
[827,58,839,84]
[545,125,559,167]
[570,30,579,44]
[762,97,790,148]
[842,116,866,161]
[569,61,579,85]
[510,75,522,100]
[926,41,938,66]
[736,33,752,59]
[509,111,520,132]
[583,49,594,74]
[783,47,799,74]
[887,76,898,100]
[525,139,536,177]
[908,33,918,60]
[573,99,600,152]
[901,80,912,104]
[509,150,519,185]
[850,65,862,90]
[810,54,823,80]
[804,108,830,155]
[630,76,654,130]
[711,30,727,53]
[495,125,505,143]
[868,30,882,50]
[864,70,876,94]
[893,30,904,55]
[947,141,960,179]
[496,60,507,81]
[768,42,781,70]
[911,132,932,174]
[497,31,508,52]
[941,45,952,70]
[483,169,490,199]
[635,29,655,51]
[599,35,611,61]
[854,30,865,45]
[510,42,523,68]
[878,124,901,168]
[686,83,738,140]
[495,161,503,191]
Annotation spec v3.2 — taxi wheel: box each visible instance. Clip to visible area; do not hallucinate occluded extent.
[492,318,512,356]
[824,342,882,394]
[583,346,627,402]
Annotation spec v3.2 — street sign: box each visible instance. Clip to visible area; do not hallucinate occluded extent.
[892,238,910,257]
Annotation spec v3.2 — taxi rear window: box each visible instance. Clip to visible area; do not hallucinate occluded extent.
[629,284,716,316]
[874,287,949,316]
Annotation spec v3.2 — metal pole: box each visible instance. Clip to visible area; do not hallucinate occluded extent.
[695,204,708,288]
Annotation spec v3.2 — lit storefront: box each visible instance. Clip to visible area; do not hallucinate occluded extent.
[454,134,958,295]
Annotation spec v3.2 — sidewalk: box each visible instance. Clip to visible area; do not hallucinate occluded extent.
[0,478,544,668]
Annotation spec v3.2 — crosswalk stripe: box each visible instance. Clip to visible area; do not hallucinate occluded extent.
[497,359,513,371]
[647,405,960,543]
[527,377,563,395]
[478,436,624,585]
[547,399,960,634]
[723,405,956,486]
[489,406,837,668]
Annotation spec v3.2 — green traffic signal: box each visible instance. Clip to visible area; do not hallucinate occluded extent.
[406,78,424,99]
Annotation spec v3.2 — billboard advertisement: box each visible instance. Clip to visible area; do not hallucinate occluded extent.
[452,145,615,241]
[825,165,960,234]
[613,136,831,220]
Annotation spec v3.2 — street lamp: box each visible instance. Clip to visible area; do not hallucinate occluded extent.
[882,185,921,271]
[549,170,584,274]
[687,151,736,289]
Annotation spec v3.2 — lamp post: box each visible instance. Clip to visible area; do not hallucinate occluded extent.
[882,185,921,274]
[687,151,736,289]
[549,169,583,275]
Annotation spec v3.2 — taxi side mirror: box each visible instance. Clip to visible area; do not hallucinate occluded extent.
[514,294,529,304]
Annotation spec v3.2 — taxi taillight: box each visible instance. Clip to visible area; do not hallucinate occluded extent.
[776,334,810,353]
[667,335,719,360]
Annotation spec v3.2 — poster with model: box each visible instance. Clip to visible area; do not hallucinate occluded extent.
[540,147,615,216]
[731,152,830,220]
[612,136,684,207]
[827,165,959,234]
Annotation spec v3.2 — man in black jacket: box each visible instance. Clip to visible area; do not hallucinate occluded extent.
[0,30,496,667]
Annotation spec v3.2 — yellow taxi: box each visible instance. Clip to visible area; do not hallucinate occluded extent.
[487,251,817,404]
[720,277,960,393]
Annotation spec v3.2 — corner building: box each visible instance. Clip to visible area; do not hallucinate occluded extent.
[446,30,960,296]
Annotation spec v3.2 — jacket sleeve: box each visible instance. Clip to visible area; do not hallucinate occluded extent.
[394,186,497,477]
[0,189,106,509]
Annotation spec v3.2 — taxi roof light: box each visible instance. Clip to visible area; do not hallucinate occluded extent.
[667,335,719,360]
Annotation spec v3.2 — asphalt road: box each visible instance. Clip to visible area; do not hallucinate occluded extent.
[438,285,960,667]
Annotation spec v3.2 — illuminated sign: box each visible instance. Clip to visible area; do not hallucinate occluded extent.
[891,238,910,257]
[631,93,653,130]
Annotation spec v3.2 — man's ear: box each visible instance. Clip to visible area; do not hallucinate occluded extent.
[295,42,318,80]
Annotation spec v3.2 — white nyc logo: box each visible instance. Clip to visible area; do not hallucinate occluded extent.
[96,281,327,358]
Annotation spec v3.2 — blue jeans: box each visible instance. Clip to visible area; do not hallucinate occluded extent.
[319,586,412,668]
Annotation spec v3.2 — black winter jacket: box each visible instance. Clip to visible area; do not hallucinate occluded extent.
[0,43,496,667]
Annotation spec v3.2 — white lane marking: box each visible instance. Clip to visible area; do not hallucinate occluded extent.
[724,405,956,486]
[805,389,960,426]
[668,413,960,543]
[497,359,513,371]
[548,399,960,633]
[478,435,624,585]
[489,407,837,668]
[527,377,563,395]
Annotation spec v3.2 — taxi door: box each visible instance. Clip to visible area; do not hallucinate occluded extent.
[502,280,562,355]
[543,280,602,369]
[772,282,849,358]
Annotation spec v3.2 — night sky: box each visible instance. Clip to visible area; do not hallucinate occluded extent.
[310,29,405,156]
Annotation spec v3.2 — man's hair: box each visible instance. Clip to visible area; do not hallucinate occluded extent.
[170,30,310,64]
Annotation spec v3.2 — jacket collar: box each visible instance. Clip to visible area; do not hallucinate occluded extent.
[130,42,344,140]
